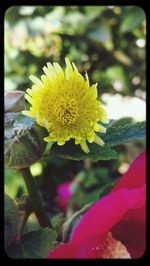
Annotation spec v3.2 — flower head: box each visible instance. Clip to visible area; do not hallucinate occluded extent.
[48,151,146,258]
[22,58,109,153]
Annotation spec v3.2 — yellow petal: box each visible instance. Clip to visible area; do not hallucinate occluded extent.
[44,136,53,142]
[94,134,105,146]
[99,106,109,124]
[101,117,109,124]
[21,110,35,117]
[26,88,33,96]
[31,85,40,92]
[90,84,98,98]
[75,138,81,145]
[41,74,49,85]
[65,58,73,79]
[57,140,65,146]
[25,94,32,104]
[43,66,50,77]
[29,75,43,87]
[36,115,44,127]
[47,62,57,78]
[94,123,106,133]
[53,62,64,83]
[80,141,90,153]
[87,133,95,143]
[53,62,64,76]
[72,62,78,72]
[85,71,90,87]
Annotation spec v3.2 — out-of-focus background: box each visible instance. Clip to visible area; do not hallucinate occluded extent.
[5,6,146,222]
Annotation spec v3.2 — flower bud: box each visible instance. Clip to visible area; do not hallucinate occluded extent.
[5,112,47,169]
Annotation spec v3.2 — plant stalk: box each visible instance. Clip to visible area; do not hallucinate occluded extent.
[21,167,51,228]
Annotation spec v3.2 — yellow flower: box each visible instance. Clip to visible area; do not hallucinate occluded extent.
[22,58,109,153]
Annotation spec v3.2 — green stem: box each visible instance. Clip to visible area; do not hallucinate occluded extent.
[19,210,31,236]
[21,168,51,228]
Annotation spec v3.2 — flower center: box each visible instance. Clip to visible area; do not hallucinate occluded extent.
[54,98,79,125]
[95,232,131,258]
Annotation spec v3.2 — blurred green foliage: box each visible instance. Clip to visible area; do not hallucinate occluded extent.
[5,6,146,97]
[5,168,27,198]
[4,6,146,216]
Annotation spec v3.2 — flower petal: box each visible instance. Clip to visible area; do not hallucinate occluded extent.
[111,151,146,192]
[80,141,90,153]
[112,205,146,258]
[48,243,77,258]
[21,110,34,117]
[94,134,105,146]
[70,185,145,246]
[29,75,43,87]
[48,151,146,259]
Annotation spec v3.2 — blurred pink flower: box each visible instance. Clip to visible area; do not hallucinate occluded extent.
[48,151,146,259]
[57,181,72,209]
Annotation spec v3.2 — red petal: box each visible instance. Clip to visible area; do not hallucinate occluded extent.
[70,185,145,246]
[76,234,106,258]
[47,235,106,258]
[111,150,146,193]
[112,205,146,258]
[48,151,146,258]
[47,243,77,258]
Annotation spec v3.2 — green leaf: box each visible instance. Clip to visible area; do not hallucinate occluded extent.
[6,228,57,258]
[109,117,134,127]
[48,121,145,161]
[5,194,20,247]
[49,142,117,162]
[69,189,101,209]
[120,7,145,33]
[69,178,119,209]
[5,112,47,169]
[102,121,146,146]
[4,168,27,198]
[51,213,65,231]
[50,213,65,239]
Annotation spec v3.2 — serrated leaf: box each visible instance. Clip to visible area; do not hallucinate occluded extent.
[4,194,20,247]
[51,213,65,231]
[49,142,117,162]
[48,121,145,162]
[5,242,22,258]
[5,112,47,168]
[109,117,134,127]
[6,228,57,259]
[101,121,146,146]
